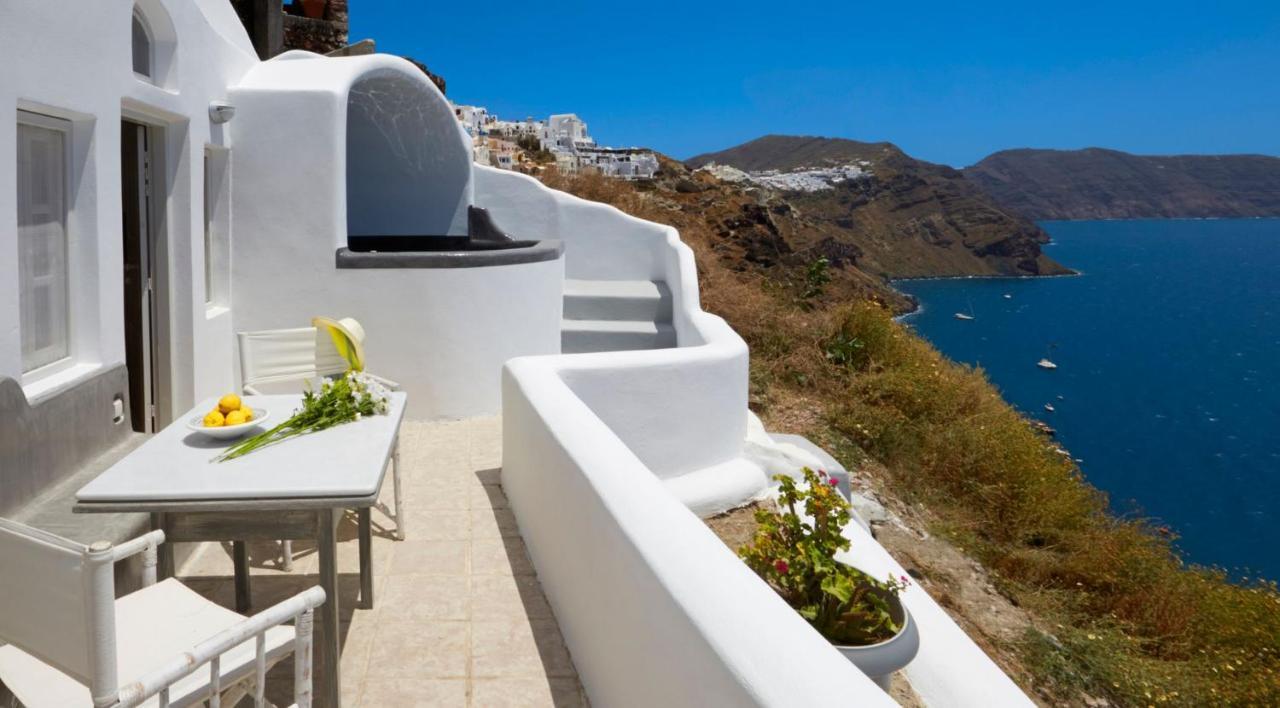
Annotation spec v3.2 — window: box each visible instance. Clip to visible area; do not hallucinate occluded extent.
[203,151,212,303]
[132,10,152,78]
[17,113,71,373]
[203,147,230,308]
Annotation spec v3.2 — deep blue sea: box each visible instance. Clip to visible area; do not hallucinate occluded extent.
[896,219,1280,580]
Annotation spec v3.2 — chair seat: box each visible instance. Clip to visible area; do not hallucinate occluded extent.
[0,578,295,708]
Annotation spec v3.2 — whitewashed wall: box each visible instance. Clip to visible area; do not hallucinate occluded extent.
[503,361,896,707]
[0,0,258,418]
[228,55,556,419]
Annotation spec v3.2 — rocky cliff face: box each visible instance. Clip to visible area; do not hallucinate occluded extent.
[964,148,1280,220]
[687,136,1071,280]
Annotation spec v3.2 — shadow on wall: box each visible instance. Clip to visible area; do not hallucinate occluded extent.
[346,70,471,239]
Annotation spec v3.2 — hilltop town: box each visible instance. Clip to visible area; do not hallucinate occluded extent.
[453,105,660,179]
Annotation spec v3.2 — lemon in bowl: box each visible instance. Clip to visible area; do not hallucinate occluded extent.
[187,395,270,440]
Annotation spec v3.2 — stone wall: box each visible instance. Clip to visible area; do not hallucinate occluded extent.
[283,0,349,55]
[228,0,350,57]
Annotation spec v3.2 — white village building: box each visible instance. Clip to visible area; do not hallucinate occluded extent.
[0,1,1032,706]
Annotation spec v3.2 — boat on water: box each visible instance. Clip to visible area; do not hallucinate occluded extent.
[1044,403,1056,412]
[954,312,975,321]
[1038,343,1059,370]
[1003,293,1013,299]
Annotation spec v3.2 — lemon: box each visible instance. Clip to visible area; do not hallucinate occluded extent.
[203,410,226,427]
[238,405,254,421]
[224,409,247,426]
[218,393,242,414]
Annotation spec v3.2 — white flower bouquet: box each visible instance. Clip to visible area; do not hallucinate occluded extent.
[216,371,391,462]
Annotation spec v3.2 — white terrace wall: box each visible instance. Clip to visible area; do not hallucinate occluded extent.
[488,162,1035,706]
[0,0,259,418]
[475,166,749,471]
[475,166,664,282]
[503,361,897,708]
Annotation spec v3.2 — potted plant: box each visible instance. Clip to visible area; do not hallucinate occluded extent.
[740,467,919,691]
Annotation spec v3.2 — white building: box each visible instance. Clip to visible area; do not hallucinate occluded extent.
[490,117,545,140]
[453,104,490,138]
[0,2,1032,707]
[545,113,593,151]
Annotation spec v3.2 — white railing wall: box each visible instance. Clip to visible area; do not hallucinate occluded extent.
[502,363,894,707]
[480,166,1033,706]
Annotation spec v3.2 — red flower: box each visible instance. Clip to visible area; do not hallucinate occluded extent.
[828,477,838,486]
[774,560,789,574]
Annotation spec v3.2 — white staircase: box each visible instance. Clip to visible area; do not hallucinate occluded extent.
[562,279,676,353]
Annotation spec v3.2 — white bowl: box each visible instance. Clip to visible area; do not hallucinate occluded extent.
[185,408,271,440]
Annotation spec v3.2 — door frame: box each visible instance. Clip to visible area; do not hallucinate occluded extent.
[120,108,172,431]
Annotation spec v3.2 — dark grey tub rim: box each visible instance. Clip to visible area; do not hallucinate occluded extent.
[335,240,563,269]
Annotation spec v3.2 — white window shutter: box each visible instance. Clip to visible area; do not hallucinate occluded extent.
[17,119,70,373]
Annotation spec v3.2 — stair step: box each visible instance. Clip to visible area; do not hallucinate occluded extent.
[561,319,677,354]
[563,279,672,323]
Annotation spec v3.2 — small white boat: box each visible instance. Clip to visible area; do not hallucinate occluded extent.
[954,312,974,321]
[1037,358,1058,370]
[1003,293,1013,299]
[1044,403,1056,412]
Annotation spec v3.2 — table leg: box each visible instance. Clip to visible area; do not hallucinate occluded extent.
[317,508,341,707]
[151,512,174,579]
[358,507,373,610]
[233,541,252,613]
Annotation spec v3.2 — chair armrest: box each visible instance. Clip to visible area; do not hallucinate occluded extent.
[366,371,401,391]
[110,529,166,587]
[109,529,166,563]
[115,586,327,708]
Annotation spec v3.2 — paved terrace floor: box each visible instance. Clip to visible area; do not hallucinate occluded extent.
[178,417,588,707]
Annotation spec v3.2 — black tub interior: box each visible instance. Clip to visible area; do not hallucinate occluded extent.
[348,206,535,252]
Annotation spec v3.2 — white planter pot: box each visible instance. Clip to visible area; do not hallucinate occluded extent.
[833,587,920,691]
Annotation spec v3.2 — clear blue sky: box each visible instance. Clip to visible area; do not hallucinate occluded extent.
[351,1,1280,167]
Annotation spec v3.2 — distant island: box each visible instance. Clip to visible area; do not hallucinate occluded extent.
[685,135,1070,284]
[963,148,1280,220]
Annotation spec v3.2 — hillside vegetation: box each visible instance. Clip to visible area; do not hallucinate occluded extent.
[540,167,1280,706]
[964,148,1280,220]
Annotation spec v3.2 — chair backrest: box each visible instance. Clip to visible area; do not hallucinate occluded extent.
[236,326,348,391]
[0,517,117,698]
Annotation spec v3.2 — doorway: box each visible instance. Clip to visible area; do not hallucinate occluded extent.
[121,120,160,432]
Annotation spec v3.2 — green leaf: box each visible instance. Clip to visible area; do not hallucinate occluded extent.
[821,573,854,604]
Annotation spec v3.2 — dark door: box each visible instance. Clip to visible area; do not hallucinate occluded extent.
[121,120,155,432]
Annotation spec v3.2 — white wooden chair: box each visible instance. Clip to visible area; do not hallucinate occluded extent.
[236,322,405,576]
[0,517,325,708]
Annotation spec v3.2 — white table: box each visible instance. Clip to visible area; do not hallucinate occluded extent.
[75,393,407,708]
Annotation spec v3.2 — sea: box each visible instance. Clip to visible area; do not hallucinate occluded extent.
[896,218,1280,580]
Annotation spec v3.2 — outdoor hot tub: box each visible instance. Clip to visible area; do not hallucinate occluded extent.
[340,206,562,268]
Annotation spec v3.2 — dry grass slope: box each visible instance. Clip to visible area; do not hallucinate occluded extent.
[541,169,1280,706]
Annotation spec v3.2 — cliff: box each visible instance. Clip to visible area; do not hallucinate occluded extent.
[686,136,1071,281]
[964,148,1280,220]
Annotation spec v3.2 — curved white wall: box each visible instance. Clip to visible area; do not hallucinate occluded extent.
[476,166,749,475]
[503,363,896,707]
[229,54,555,419]
[476,166,665,282]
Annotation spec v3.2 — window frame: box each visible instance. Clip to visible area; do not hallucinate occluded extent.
[131,8,154,81]
[16,110,76,382]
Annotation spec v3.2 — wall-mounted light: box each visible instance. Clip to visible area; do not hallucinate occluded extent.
[208,100,236,124]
